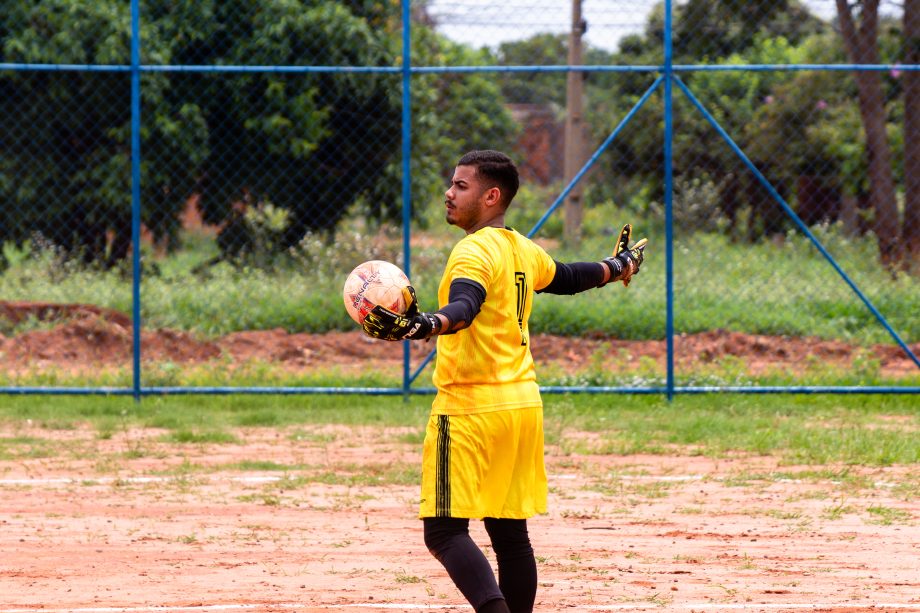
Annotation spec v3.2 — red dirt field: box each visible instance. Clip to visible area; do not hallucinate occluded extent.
[0,424,918,612]
[0,302,918,611]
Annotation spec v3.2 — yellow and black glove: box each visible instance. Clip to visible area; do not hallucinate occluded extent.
[362,286,442,341]
[602,223,648,287]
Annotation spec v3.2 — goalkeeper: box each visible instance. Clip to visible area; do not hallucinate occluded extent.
[363,150,646,613]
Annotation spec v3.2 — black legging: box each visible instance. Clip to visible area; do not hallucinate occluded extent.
[423,516,537,613]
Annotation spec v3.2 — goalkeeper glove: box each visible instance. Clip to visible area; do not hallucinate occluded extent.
[602,223,647,287]
[362,286,442,341]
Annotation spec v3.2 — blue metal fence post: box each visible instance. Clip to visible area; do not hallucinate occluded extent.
[401,0,413,399]
[130,0,142,402]
[663,0,675,400]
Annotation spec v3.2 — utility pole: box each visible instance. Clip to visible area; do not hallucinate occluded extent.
[563,0,586,246]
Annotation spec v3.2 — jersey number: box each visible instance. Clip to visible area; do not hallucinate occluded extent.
[515,272,528,346]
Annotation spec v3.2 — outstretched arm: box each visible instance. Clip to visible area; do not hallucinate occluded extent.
[539,251,645,295]
[436,279,485,334]
[539,225,647,295]
[538,260,606,295]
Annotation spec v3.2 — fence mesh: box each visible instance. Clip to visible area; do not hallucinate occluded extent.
[0,0,916,393]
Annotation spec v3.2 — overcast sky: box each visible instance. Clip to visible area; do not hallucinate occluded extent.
[424,0,903,54]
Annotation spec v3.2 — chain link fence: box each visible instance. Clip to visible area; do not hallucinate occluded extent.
[0,0,917,395]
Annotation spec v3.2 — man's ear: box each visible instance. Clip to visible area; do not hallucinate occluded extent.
[483,186,502,208]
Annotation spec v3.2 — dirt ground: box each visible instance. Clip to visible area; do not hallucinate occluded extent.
[1,301,918,611]
[0,424,918,612]
[1,301,918,379]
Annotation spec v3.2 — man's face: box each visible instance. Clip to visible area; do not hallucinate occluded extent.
[444,165,490,231]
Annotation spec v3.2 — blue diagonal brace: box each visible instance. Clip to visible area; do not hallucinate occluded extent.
[407,76,667,385]
[673,75,920,370]
[525,75,666,239]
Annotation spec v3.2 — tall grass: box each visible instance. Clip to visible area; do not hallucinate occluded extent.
[1,213,916,344]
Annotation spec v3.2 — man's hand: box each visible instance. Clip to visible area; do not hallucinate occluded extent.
[401,285,419,318]
[602,223,647,287]
[362,286,442,341]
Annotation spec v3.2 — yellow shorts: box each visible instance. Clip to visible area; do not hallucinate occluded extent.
[418,407,547,520]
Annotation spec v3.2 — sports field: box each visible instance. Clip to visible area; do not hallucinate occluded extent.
[1,394,917,612]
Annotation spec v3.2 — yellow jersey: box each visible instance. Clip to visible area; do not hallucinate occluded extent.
[431,226,556,415]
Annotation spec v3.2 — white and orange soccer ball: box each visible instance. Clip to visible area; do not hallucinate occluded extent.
[342,260,411,325]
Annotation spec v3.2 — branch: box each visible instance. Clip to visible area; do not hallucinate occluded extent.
[835,0,860,61]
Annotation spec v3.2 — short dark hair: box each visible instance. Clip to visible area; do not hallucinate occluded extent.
[457,150,519,208]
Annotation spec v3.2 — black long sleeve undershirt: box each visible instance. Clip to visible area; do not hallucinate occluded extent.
[436,278,486,332]
[537,260,606,295]
[436,261,604,331]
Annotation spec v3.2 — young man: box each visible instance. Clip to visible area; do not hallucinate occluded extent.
[363,150,646,613]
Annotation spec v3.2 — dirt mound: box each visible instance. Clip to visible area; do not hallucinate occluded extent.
[1,302,219,364]
[0,301,131,327]
[1,301,917,377]
[528,330,919,377]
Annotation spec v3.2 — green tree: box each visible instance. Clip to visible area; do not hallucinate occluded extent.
[586,1,906,245]
[0,0,207,265]
[398,26,518,224]
[673,0,823,59]
[902,1,919,271]
[495,33,568,106]
[1,0,520,264]
[164,0,402,255]
[835,0,901,266]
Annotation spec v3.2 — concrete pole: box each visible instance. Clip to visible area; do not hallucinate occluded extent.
[563,0,586,246]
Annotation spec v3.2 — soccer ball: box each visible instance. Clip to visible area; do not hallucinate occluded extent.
[342,260,411,325]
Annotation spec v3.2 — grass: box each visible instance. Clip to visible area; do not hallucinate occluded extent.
[543,393,920,465]
[865,505,913,525]
[1,215,916,344]
[0,216,914,403]
[0,393,917,467]
[0,361,405,390]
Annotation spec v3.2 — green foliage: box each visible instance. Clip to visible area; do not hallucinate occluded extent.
[502,183,566,239]
[672,0,825,60]
[0,0,518,265]
[671,176,727,232]
[495,33,567,105]
[166,0,402,250]
[406,29,519,229]
[605,31,825,220]
[0,0,207,265]
[491,33,620,108]
[1,2,917,379]
[3,0,911,272]
[586,5,911,248]
[239,202,292,269]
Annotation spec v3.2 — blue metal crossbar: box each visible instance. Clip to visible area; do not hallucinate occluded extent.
[8,63,919,75]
